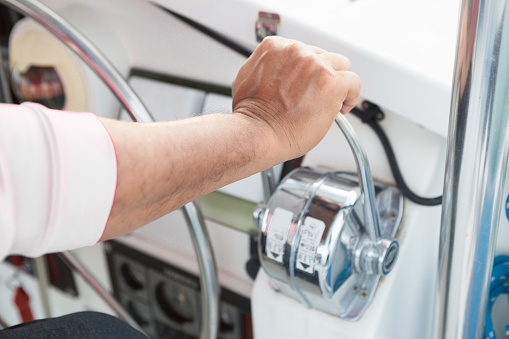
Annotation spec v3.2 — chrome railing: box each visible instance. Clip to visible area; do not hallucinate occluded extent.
[434,0,509,338]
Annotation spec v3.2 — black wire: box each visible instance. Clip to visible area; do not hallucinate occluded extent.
[350,104,442,206]
[156,6,253,58]
[155,6,442,206]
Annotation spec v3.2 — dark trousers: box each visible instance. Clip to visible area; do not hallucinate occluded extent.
[0,311,148,338]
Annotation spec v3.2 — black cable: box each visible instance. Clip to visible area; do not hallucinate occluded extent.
[350,103,442,206]
[156,6,442,206]
[156,6,253,58]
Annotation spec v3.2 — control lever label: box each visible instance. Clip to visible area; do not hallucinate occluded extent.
[266,208,293,263]
[296,217,325,274]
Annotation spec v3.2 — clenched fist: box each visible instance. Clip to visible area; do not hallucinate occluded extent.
[232,36,361,162]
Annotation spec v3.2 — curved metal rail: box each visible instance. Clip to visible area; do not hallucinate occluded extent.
[183,203,219,339]
[0,1,219,338]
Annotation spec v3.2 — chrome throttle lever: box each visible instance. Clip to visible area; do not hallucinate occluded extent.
[334,113,399,276]
[256,112,403,320]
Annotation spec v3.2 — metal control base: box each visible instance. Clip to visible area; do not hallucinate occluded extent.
[258,169,403,320]
[336,174,403,320]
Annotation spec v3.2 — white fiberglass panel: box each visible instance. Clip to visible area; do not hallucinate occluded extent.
[119,76,205,121]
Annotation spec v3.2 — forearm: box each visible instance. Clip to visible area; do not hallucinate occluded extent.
[100,113,275,240]
[100,36,360,241]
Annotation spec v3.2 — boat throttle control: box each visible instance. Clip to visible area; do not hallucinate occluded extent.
[256,113,404,320]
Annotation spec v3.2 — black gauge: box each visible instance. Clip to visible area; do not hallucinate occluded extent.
[155,282,195,324]
[220,306,235,333]
[126,301,150,327]
[11,65,65,109]
[120,263,144,291]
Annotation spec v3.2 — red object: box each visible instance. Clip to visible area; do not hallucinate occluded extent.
[243,313,253,339]
[8,256,25,268]
[14,287,34,322]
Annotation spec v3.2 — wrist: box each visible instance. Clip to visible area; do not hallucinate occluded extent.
[231,109,283,170]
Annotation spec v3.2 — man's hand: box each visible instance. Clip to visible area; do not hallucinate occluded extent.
[232,36,361,162]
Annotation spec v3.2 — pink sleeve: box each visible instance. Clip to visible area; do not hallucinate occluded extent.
[0,103,117,259]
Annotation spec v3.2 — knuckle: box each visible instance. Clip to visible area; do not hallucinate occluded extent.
[260,35,281,49]
[284,42,302,58]
[318,68,337,86]
[298,53,321,69]
[338,72,362,97]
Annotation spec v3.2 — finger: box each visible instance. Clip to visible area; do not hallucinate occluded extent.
[260,35,300,50]
[262,36,328,56]
[305,44,327,54]
[337,71,361,113]
[319,52,351,71]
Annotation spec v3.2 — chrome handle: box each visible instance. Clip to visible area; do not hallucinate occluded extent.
[257,113,403,319]
[335,113,398,275]
[335,113,381,241]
